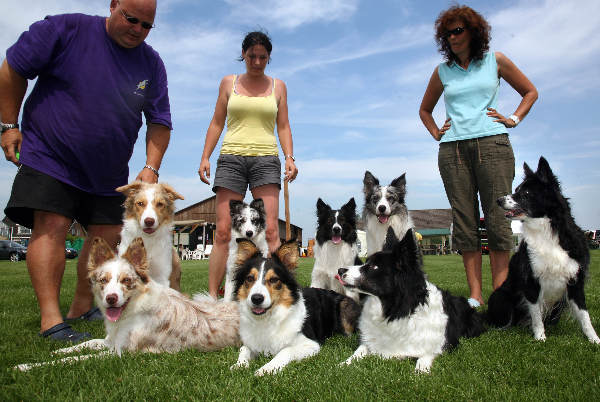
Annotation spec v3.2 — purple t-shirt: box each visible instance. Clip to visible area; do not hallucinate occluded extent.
[6,13,172,195]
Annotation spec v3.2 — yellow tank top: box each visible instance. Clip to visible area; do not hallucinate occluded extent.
[220,75,279,156]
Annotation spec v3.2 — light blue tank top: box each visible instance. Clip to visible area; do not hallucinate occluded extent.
[437,52,507,142]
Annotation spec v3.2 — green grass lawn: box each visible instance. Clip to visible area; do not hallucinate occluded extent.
[2,251,600,401]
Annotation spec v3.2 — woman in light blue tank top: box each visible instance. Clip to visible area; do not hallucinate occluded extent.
[419,5,537,308]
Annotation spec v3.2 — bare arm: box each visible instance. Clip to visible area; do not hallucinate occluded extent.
[418,67,450,141]
[135,123,171,183]
[487,51,538,127]
[0,59,28,165]
[275,79,297,182]
[198,76,232,185]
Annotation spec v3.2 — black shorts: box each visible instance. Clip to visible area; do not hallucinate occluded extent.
[4,164,125,229]
[212,154,281,195]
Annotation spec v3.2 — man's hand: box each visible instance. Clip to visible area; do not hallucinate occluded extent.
[1,128,22,166]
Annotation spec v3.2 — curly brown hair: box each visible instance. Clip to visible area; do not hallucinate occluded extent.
[434,5,491,64]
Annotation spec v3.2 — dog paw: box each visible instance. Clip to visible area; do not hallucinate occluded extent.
[533,333,546,342]
[254,364,280,376]
[415,357,433,374]
[589,335,600,344]
[339,358,353,367]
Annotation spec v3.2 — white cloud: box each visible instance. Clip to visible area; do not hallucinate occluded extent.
[224,0,358,30]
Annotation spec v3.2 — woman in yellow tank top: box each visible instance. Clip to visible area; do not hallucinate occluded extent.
[198,31,298,298]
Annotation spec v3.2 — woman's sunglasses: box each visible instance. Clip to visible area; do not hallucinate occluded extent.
[443,27,465,38]
[119,8,155,30]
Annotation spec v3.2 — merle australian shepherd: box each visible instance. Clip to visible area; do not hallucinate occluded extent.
[310,197,363,301]
[363,171,413,256]
[223,199,268,301]
[231,239,361,376]
[489,157,599,343]
[337,228,485,373]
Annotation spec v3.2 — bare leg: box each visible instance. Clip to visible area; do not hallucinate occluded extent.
[208,188,244,298]
[462,250,484,305]
[66,224,121,318]
[251,184,281,254]
[27,211,72,332]
[489,250,510,290]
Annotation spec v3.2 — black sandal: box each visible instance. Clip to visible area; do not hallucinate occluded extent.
[39,322,91,343]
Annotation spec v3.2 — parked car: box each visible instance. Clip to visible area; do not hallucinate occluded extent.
[65,247,79,259]
[0,240,28,262]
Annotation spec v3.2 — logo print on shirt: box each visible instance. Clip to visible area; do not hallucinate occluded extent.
[134,80,149,97]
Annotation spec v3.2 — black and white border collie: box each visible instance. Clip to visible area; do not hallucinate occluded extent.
[310,197,363,301]
[223,199,268,301]
[363,171,413,256]
[489,157,599,343]
[231,239,361,376]
[337,229,485,373]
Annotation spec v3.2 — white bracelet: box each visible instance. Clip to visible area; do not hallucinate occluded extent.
[144,165,159,178]
[508,114,520,126]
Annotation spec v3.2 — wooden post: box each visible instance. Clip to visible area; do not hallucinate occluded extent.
[284,180,291,241]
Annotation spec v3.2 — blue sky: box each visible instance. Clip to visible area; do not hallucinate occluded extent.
[1,0,599,243]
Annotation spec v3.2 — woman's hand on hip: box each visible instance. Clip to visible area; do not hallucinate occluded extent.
[487,108,516,128]
[436,118,451,141]
[198,159,211,185]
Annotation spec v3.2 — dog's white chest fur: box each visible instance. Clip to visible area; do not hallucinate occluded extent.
[240,300,306,356]
[522,218,580,304]
[312,241,358,294]
[119,219,173,286]
[366,214,413,256]
[359,282,447,358]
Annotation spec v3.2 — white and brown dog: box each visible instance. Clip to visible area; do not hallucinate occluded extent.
[15,237,240,371]
[116,182,183,290]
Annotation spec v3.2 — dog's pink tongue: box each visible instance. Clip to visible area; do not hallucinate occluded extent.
[335,274,345,285]
[332,235,342,244]
[378,215,389,224]
[105,306,123,322]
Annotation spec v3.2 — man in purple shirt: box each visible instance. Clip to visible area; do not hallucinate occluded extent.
[0,0,172,342]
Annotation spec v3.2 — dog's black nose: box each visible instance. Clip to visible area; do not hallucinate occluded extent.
[144,217,155,227]
[106,293,118,306]
[333,226,341,235]
[378,205,386,213]
[338,268,348,275]
[246,230,254,238]
[496,197,505,207]
[251,294,264,305]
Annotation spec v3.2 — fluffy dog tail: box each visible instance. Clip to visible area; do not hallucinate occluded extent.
[486,284,516,328]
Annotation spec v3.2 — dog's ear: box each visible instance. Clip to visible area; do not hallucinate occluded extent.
[249,198,265,215]
[390,173,406,190]
[393,229,422,270]
[88,237,115,274]
[229,200,244,217]
[115,181,144,196]
[363,171,379,193]
[523,162,534,177]
[535,156,557,185]
[382,226,398,251]
[235,239,260,267]
[341,197,356,214]
[160,183,184,201]
[275,240,299,271]
[316,198,330,214]
[122,238,149,283]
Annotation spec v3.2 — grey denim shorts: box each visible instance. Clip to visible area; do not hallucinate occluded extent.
[213,154,281,195]
[438,134,515,251]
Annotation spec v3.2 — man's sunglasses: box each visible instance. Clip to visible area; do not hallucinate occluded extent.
[119,7,155,30]
[443,27,465,38]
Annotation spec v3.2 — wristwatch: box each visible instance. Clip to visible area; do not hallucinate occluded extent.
[508,115,520,126]
[285,154,296,162]
[1,122,19,134]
